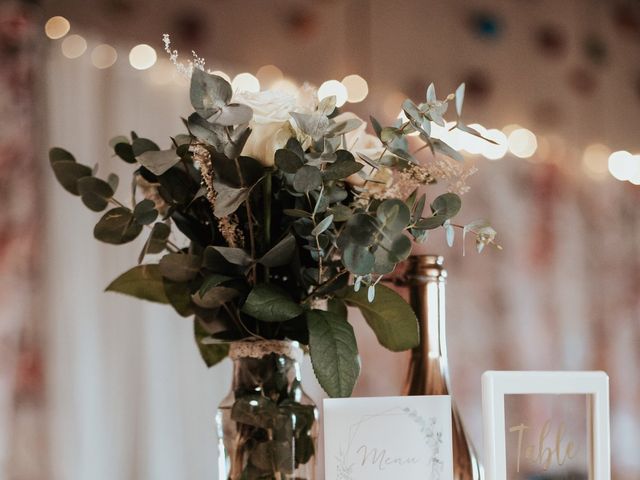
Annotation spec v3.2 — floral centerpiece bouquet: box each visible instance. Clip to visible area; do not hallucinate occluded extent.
[49,40,497,480]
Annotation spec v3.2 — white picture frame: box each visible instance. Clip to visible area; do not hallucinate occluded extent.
[482,371,610,480]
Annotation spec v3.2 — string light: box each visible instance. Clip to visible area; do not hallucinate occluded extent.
[45,16,71,39]
[129,44,157,70]
[91,44,117,69]
[318,80,348,107]
[581,143,610,180]
[508,128,537,158]
[342,74,369,103]
[61,34,87,59]
[232,73,260,93]
[608,150,636,181]
[256,65,283,88]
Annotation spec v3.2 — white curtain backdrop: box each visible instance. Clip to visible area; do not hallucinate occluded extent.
[44,45,326,480]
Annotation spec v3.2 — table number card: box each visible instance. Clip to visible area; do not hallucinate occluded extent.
[323,395,454,480]
[482,371,611,480]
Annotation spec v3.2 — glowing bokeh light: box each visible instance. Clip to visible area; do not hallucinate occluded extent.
[61,34,87,59]
[129,44,157,70]
[91,44,117,69]
[256,65,283,88]
[607,150,634,181]
[45,16,71,39]
[342,74,369,103]
[508,128,538,158]
[232,73,260,93]
[482,129,509,160]
[581,143,610,179]
[318,80,348,107]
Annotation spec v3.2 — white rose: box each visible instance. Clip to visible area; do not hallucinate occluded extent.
[334,112,385,185]
[233,89,316,167]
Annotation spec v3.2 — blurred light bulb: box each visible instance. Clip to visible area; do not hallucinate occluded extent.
[232,72,260,93]
[91,44,117,69]
[628,156,640,185]
[607,150,634,181]
[459,123,488,155]
[482,129,508,160]
[508,128,537,158]
[45,16,71,39]
[318,80,348,107]
[342,74,369,103]
[129,44,156,70]
[61,34,87,59]
[581,143,610,179]
[148,59,175,86]
[256,65,283,88]
[502,124,522,136]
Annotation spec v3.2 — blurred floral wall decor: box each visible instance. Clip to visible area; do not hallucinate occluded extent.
[0,1,46,479]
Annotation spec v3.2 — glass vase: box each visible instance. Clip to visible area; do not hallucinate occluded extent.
[217,340,318,480]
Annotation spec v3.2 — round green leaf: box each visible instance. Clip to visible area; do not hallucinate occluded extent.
[190,68,232,119]
[431,192,461,219]
[377,199,410,232]
[51,161,92,195]
[133,199,159,225]
[49,147,75,165]
[93,207,143,244]
[114,142,136,163]
[275,149,304,174]
[293,165,322,193]
[159,253,201,282]
[342,244,374,276]
[77,176,114,212]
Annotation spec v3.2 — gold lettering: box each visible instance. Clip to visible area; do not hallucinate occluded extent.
[508,419,579,472]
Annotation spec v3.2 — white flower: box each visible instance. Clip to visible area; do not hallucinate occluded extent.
[334,112,385,185]
[233,88,316,167]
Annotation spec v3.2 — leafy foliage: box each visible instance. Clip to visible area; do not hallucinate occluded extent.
[50,68,499,403]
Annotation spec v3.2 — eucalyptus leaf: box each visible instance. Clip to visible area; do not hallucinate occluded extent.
[137,149,181,176]
[455,83,465,116]
[107,173,119,192]
[49,147,75,165]
[241,284,303,322]
[94,207,142,244]
[311,215,333,236]
[328,204,351,222]
[413,215,447,230]
[77,176,114,211]
[51,161,92,195]
[293,165,322,193]
[307,309,360,398]
[190,68,232,118]
[342,244,374,275]
[377,199,410,232]
[275,149,304,174]
[131,138,159,156]
[431,192,461,219]
[187,113,225,150]
[211,103,253,126]
[323,159,362,181]
[114,143,136,163]
[341,284,419,351]
[105,264,169,304]
[212,181,250,218]
[139,222,171,262]
[199,274,233,296]
[290,112,330,141]
[133,199,158,225]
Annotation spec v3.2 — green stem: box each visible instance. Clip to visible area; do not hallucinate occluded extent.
[263,171,272,283]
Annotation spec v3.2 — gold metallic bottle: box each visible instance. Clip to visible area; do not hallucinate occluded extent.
[402,255,483,480]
